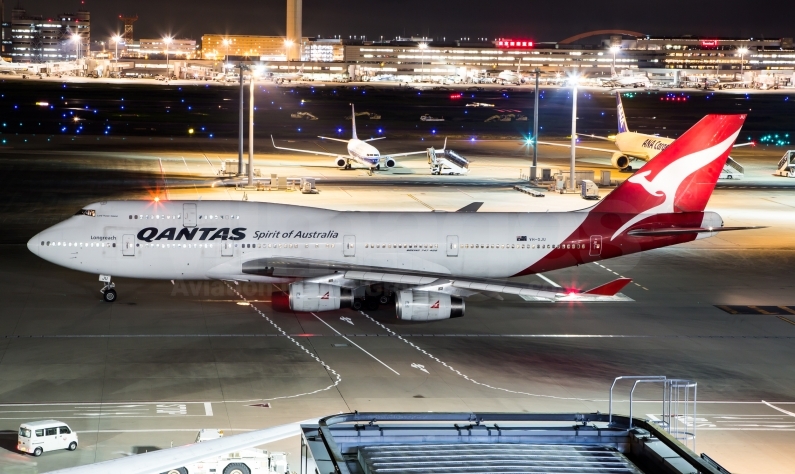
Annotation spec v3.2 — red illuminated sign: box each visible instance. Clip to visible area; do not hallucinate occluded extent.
[497,39,534,48]
[700,40,719,47]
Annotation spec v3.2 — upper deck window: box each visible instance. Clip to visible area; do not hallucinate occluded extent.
[75,209,96,217]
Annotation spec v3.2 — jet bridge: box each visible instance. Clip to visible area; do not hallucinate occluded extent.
[427,147,470,175]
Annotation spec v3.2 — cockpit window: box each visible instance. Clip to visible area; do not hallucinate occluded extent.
[75,209,96,217]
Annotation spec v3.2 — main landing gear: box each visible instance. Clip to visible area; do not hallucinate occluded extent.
[99,274,117,303]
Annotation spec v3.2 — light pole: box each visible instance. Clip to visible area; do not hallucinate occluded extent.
[111,34,121,75]
[531,66,540,181]
[569,74,579,191]
[238,63,244,176]
[248,68,257,187]
[223,38,230,63]
[163,36,173,83]
[418,42,428,82]
[609,45,620,77]
[71,35,81,75]
[738,47,748,80]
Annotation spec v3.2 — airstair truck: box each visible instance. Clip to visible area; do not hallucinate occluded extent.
[774,150,795,177]
[428,147,470,175]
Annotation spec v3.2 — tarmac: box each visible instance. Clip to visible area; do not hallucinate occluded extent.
[0,135,794,473]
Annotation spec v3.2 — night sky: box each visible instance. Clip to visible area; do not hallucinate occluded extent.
[9,0,795,43]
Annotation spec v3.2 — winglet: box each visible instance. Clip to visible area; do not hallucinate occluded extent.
[583,277,632,296]
[455,202,483,213]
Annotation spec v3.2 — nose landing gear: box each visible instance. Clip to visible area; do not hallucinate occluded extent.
[99,274,117,303]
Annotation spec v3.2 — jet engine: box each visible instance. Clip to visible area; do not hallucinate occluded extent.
[288,282,353,312]
[383,157,396,168]
[611,152,630,170]
[394,290,464,321]
[335,157,347,168]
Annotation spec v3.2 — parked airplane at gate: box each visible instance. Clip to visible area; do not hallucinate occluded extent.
[0,58,31,74]
[539,93,752,171]
[272,105,431,171]
[29,114,758,320]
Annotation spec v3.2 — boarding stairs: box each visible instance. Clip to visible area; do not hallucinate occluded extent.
[428,147,470,175]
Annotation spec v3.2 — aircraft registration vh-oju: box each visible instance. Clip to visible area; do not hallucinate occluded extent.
[29,114,760,320]
[539,93,753,171]
[272,104,435,171]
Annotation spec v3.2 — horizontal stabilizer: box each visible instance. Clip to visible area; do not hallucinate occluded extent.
[584,277,633,296]
[628,226,765,237]
[456,202,484,213]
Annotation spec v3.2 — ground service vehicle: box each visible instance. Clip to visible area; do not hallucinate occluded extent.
[18,420,78,456]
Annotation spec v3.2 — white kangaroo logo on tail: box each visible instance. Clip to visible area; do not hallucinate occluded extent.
[610,130,740,240]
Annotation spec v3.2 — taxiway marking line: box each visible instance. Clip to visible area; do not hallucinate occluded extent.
[717,305,739,314]
[748,305,775,315]
[776,316,795,326]
[204,402,213,416]
[778,306,795,315]
[311,313,400,375]
[762,401,795,418]
[407,194,435,211]
[536,273,561,288]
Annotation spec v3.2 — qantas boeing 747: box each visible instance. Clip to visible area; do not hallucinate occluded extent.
[28,114,758,320]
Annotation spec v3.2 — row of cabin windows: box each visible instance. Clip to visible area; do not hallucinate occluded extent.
[365,243,439,249]
[461,243,587,250]
[241,243,336,249]
[41,241,115,247]
[127,215,241,220]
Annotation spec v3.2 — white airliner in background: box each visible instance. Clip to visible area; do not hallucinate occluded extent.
[272,105,432,171]
[540,93,752,171]
[0,58,31,74]
[29,114,758,321]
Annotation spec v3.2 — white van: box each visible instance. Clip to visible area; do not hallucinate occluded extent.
[18,420,78,456]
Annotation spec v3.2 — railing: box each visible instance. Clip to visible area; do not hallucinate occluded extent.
[609,375,697,452]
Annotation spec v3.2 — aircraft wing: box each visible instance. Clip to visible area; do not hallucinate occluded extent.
[536,141,620,155]
[229,257,633,302]
[271,136,342,157]
[382,150,428,157]
[47,419,317,474]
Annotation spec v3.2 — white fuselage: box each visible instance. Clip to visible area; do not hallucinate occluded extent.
[347,139,381,167]
[28,201,588,282]
[614,132,673,161]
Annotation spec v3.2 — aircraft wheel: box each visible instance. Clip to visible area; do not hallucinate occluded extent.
[365,299,380,311]
[33,447,42,457]
[352,299,363,311]
[103,289,117,303]
[376,164,381,170]
[379,294,390,305]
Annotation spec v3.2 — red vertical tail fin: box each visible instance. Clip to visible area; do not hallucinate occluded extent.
[594,114,746,218]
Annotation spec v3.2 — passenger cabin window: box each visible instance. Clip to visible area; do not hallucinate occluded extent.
[75,209,96,217]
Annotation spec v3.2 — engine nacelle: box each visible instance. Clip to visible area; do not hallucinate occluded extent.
[610,151,629,170]
[383,157,396,168]
[394,291,464,321]
[335,157,347,168]
[611,152,630,170]
[289,282,353,312]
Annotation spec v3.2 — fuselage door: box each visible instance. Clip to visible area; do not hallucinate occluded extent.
[183,203,197,227]
[122,234,135,256]
[343,235,356,257]
[446,235,459,257]
[589,235,602,257]
[222,242,234,257]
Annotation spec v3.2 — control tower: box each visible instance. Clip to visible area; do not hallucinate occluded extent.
[285,0,301,60]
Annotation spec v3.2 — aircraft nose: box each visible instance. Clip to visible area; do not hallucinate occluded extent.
[27,234,41,256]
